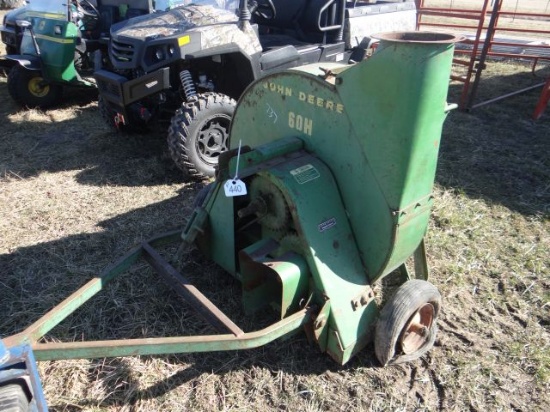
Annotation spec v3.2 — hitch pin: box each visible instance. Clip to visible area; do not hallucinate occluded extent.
[114,113,126,128]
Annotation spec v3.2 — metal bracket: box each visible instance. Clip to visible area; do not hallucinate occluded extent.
[181,206,208,244]
[350,287,374,311]
[413,238,429,280]
[391,194,434,225]
[313,298,331,351]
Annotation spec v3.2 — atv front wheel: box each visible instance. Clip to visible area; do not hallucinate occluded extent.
[7,65,62,109]
[168,93,236,179]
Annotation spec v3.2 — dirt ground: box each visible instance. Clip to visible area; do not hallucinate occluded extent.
[1,3,549,412]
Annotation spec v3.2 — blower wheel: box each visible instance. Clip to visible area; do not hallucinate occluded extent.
[276,233,303,256]
[249,177,290,231]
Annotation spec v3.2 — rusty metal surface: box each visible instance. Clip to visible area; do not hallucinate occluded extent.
[4,230,183,348]
[141,241,244,337]
[1,224,312,363]
[30,308,312,361]
[400,303,434,354]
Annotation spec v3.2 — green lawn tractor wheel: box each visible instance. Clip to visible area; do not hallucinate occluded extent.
[167,92,236,179]
[375,279,441,366]
[7,65,62,109]
[0,383,30,412]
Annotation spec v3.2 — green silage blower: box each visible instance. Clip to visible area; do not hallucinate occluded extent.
[0,31,460,411]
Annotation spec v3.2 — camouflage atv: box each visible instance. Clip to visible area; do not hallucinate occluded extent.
[95,0,417,178]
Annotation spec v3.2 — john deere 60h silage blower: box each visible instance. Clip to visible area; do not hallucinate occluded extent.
[0,31,460,410]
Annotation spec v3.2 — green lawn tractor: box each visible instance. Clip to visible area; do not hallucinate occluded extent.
[0,31,459,410]
[1,0,160,109]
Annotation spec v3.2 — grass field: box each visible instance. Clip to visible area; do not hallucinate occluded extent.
[1,5,549,412]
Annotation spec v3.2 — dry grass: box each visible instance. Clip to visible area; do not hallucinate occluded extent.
[1,6,550,412]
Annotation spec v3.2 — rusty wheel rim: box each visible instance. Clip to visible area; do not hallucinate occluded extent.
[400,303,435,354]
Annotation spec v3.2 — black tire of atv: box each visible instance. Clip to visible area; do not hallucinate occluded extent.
[375,279,441,366]
[0,383,30,412]
[167,93,236,179]
[7,65,62,109]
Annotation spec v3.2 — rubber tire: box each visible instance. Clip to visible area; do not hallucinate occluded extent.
[7,65,62,109]
[167,93,236,179]
[375,279,441,366]
[0,383,30,412]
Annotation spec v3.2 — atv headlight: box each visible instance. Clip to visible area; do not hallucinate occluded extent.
[154,48,165,62]
[168,45,175,57]
[144,41,181,68]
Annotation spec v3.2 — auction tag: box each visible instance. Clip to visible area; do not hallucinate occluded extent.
[224,140,247,197]
[224,179,247,197]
